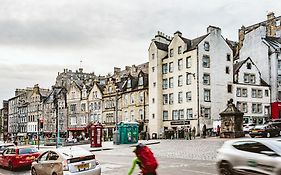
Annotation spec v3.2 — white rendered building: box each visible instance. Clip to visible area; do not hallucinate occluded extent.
[148,26,233,138]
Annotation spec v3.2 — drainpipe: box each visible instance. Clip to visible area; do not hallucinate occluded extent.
[196,47,200,136]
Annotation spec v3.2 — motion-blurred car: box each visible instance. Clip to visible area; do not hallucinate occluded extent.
[217,138,281,175]
[249,124,279,138]
[31,146,101,175]
[243,123,255,133]
[0,143,14,154]
[0,145,40,170]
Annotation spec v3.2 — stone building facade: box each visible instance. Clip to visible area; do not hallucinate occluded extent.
[0,101,8,141]
[239,12,281,120]
[148,27,233,138]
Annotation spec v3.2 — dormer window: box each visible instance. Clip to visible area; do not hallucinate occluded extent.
[108,86,112,93]
[138,76,143,86]
[127,79,132,88]
[247,63,252,69]
[204,42,210,51]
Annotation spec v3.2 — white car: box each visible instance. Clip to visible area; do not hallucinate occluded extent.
[31,146,101,175]
[217,138,281,175]
[243,123,255,133]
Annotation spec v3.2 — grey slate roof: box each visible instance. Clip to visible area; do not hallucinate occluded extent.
[154,41,169,51]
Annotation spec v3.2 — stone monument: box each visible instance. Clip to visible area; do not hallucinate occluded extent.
[219,99,245,138]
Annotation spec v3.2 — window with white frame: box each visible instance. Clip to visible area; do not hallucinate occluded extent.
[204,41,210,51]
[236,88,241,97]
[172,110,178,120]
[204,108,211,118]
[178,92,183,104]
[81,116,86,124]
[186,56,191,68]
[186,91,192,102]
[163,111,168,120]
[169,93,174,104]
[178,75,183,87]
[244,73,249,83]
[70,117,77,125]
[202,55,210,68]
[242,88,248,97]
[237,102,248,113]
[170,49,174,57]
[169,62,174,73]
[169,77,174,88]
[179,109,184,119]
[250,74,256,84]
[163,78,168,89]
[251,89,257,98]
[178,59,183,71]
[81,103,86,112]
[138,76,143,86]
[163,94,168,105]
[127,79,132,88]
[186,73,192,85]
[265,90,269,97]
[178,46,182,54]
[257,90,262,98]
[186,108,193,119]
[252,103,262,114]
[204,89,211,102]
[162,63,168,74]
[203,73,210,85]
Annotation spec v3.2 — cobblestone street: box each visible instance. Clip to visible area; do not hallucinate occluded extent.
[0,138,232,175]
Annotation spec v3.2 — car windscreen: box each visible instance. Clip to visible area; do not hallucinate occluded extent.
[19,147,38,155]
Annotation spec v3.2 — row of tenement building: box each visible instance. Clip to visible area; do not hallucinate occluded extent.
[1,12,281,141]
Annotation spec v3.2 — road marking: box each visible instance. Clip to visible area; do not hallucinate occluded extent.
[183,169,217,175]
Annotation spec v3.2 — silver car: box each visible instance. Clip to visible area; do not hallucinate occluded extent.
[31,146,101,175]
[217,138,281,175]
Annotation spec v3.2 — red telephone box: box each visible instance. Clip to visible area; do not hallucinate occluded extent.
[90,123,103,147]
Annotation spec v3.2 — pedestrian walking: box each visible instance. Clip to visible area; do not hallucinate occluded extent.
[128,143,158,175]
[192,126,196,139]
[188,128,192,140]
[186,128,191,140]
[202,124,207,138]
[216,125,221,137]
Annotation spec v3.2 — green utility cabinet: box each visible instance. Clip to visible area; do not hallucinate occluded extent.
[118,122,138,144]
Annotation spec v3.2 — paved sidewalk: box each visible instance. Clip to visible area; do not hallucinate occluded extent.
[37,139,161,151]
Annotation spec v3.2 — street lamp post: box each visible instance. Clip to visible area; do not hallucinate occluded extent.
[53,90,60,148]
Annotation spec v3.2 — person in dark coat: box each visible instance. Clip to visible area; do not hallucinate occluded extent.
[202,124,207,138]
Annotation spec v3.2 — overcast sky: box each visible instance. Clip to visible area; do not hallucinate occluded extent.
[0,0,281,103]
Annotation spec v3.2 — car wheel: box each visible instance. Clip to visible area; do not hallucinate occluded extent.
[218,161,233,175]
[250,135,255,138]
[8,162,13,170]
[267,132,271,138]
[31,168,37,175]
